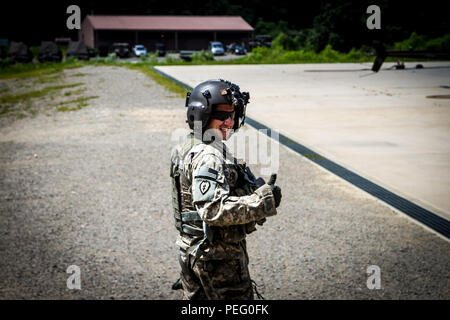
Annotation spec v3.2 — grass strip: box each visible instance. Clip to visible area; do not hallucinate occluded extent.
[58,95,99,106]
[0,60,83,80]
[0,83,84,104]
[125,64,187,98]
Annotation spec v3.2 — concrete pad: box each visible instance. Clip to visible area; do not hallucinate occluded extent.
[156,62,450,221]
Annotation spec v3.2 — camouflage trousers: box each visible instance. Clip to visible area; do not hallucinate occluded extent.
[178,250,254,300]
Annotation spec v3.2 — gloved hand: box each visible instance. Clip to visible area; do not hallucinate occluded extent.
[256,218,266,225]
[267,174,282,208]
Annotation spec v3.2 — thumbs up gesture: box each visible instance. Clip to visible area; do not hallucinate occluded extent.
[268,174,281,208]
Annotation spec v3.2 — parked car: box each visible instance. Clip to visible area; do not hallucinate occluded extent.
[155,43,166,57]
[249,35,272,50]
[7,42,33,63]
[66,41,89,60]
[228,44,246,55]
[133,44,147,57]
[37,41,62,62]
[208,41,225,56]
[112,43,131,58]
[179,50,196,61]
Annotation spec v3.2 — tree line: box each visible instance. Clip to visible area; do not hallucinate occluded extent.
[1,0,448,51]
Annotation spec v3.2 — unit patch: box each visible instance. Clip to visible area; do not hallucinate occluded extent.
[193,166,219,203]
[200,180,211,195]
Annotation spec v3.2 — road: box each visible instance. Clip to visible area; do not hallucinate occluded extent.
[0,65,449,299]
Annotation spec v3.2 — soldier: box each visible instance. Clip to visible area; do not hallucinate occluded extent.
[170,79,282,300]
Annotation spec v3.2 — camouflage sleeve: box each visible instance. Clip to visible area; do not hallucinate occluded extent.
[191,152,277,227]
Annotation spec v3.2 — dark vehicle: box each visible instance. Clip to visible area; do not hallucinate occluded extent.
[179,50,196,61]
[7,42,33,63]
[228,43,246,55]
[66,41,89,60]
[256,35,272,46]
[112,43,131,58]
[155,43,166,57]
[37,41,62,62]
[249,35,272,50]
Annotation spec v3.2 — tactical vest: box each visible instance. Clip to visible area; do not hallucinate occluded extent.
[170,134,260,257]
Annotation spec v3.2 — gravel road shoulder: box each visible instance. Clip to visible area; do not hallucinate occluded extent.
[0,65,449,299]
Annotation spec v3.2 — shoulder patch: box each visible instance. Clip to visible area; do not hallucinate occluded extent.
[193,178,217,202]
[193,168,218,203]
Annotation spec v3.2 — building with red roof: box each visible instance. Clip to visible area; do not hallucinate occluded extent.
[79,15,254,52]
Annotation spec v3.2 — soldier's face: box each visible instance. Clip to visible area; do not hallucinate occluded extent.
[207,104,235,141]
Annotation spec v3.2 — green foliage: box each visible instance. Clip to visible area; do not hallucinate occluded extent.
[60,45,68,57]
[254,18,290,38]
[0,60,83,79]
[254,18,277,36]
[327,33,344,52]
[0,83,84,104]
[87,46,99,57]
[320,45,339,60]
[393,32,428,50]
[393,32,450,51]
[293,29,315,51]
[309,2,362,52]
[56,96,99,112]
[247,45,373,64]
[191,50,214,62]
[0,58,14,69]
[164,55,179,64]
[306,25,329,52]
[247,46,278,62]
[141,52,158,64]
[125,64,186,97]
[30,46,39,58]
[88,53,118,64]
[426,34,450,51]
[344,48,365,61]
[104,53,118,62]
[271,32,298,51]
[64,56,79,63]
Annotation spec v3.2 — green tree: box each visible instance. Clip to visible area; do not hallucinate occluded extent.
[255,18,291,38]
[271,32,297,50]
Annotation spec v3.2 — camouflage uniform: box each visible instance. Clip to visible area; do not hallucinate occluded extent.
[171,134,277,300]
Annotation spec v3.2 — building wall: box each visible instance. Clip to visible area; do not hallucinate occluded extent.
[80,16,254,51]
[135,31,167,51]
[176,31,212,51]
[94,30,253,52]
[79,18,94,47]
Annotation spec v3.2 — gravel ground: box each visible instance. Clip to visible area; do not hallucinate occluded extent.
[0,65,449,299]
